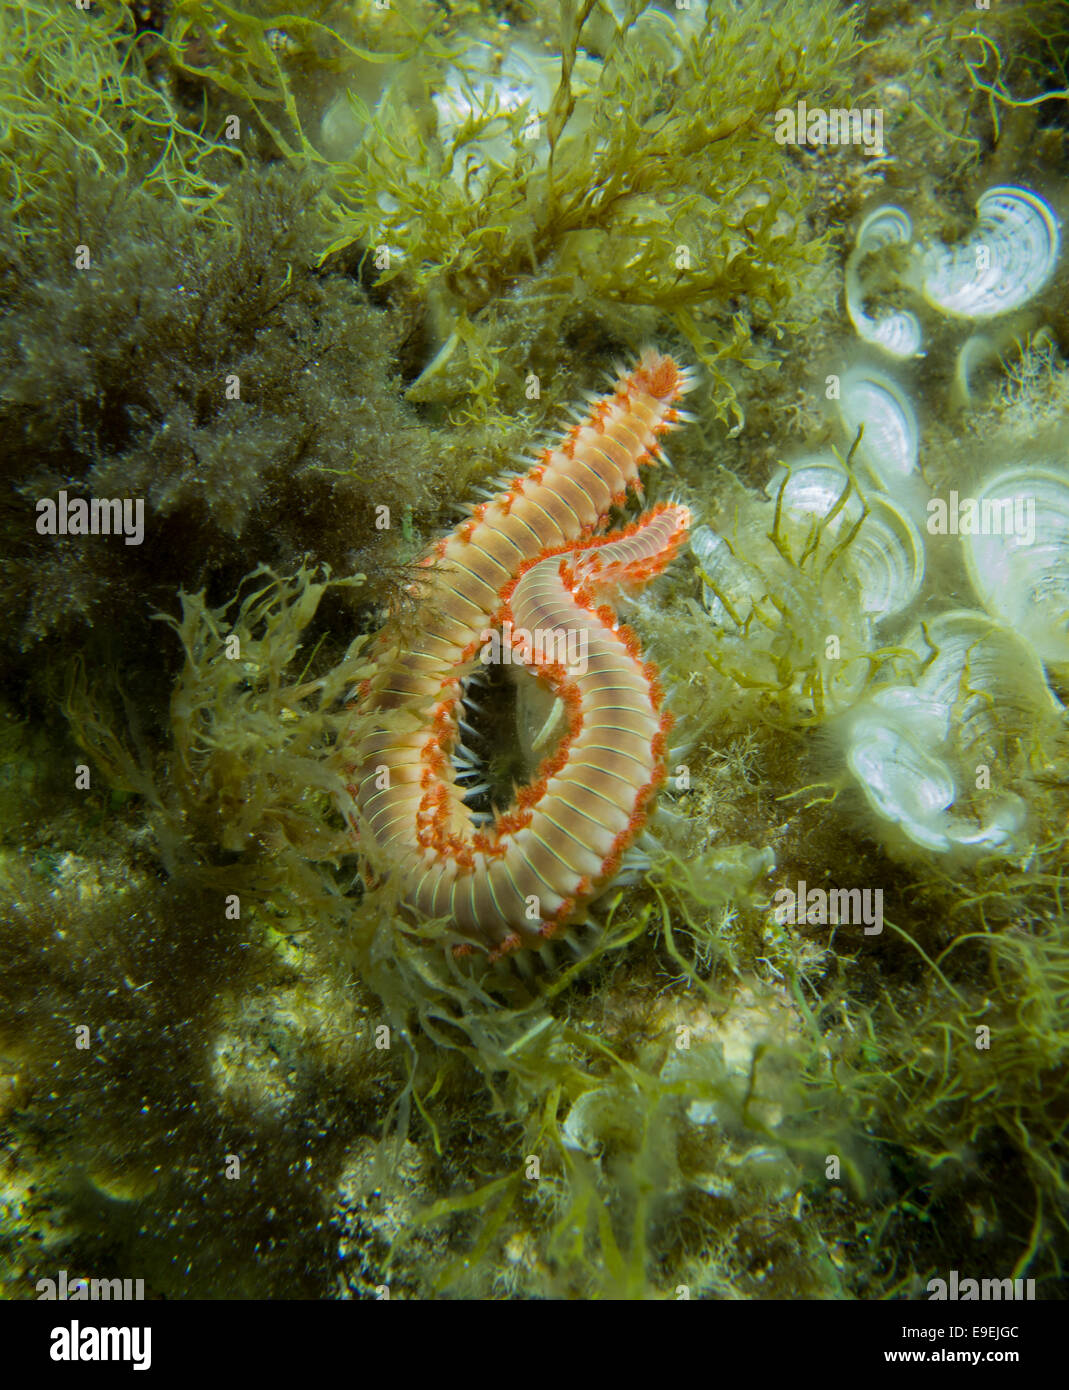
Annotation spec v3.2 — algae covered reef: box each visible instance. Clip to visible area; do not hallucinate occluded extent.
[1,0,1069,1302]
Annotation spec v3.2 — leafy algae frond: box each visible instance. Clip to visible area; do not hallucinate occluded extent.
[319,0,860,423]
[0,0,234,232]
[63,561,368,903]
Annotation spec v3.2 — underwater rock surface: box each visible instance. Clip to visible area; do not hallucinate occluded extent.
[1,0,1068,1305]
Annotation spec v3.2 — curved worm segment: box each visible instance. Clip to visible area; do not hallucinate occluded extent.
[345,349,695,958]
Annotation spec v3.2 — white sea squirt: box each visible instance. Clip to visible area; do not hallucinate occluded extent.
[836,366,923,515]
[689,524,767,632]
[763,456,924,623]
[839,611,1063,855]
[959,466,1069,674]
[844,206,923,358]
[689,453,923,717]
[320,38,558,194]
[432,41,556,184]
[918,185,1061,319]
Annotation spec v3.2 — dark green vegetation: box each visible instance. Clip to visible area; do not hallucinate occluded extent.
[1,0,1068,1298]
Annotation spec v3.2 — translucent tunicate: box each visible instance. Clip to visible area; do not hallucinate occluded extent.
[844,206,923,358]
[766,458,924,621]
[920,185,1060,319]
[689,525,766,631]
[837,367,919,497]
[432,43,555,189]
[840,611,1061,854]
[960,466,1069,671]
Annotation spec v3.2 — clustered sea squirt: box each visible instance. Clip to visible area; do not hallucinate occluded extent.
[691,180,1067,861]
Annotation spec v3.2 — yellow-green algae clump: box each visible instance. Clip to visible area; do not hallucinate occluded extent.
[1,0,1069,1301]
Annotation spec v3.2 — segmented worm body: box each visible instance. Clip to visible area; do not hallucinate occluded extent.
[345,350,693,960]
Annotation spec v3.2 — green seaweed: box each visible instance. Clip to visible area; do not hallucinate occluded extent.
[320,0,861,426]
